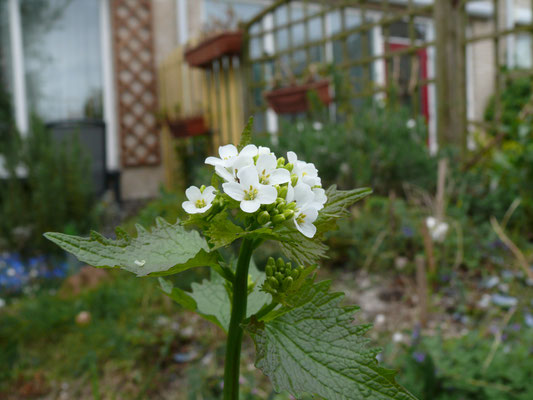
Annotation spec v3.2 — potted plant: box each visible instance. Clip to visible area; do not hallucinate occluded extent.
[158,104,209,138]
[185,8,243,69]
[264,64,333,114]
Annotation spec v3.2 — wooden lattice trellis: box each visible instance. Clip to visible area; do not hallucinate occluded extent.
[112,0,160,167]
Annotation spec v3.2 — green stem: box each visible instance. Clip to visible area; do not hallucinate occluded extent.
[223,237,255,400]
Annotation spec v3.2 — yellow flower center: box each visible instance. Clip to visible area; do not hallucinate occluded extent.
[244,185,259,200]
[259,169,271,184]
[296,213,306,224]
[195,199,206,208]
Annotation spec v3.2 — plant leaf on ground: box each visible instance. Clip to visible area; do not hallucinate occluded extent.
[159,260,271,332]
[44,217,219,277]
[245,277,418,400]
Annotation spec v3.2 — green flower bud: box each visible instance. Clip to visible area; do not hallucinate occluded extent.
[283,209,295,220]
[275,272,284,283]
[284,162,294,172]
[277,157,285,167]
[200,185,206,193]
[268,277,279,289]
[291,270,300,280]
[266,202,276,212]
[257,211,270,225]
[276,258,285,269]
[267,257,275,266]
[287,202,297,210]
[266,265,274,277]
[271,208,280,216]
[272,214,285,224]
[278,185,288,199]
[276,199,286,209]
[281,276,293,291]
[285,262,292,272]
[291,174,298,186]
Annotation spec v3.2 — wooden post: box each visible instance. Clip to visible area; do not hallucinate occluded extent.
[420,221,436,275]
[433,0,467,156]
[415,255,429,328]
[435,158,448,221]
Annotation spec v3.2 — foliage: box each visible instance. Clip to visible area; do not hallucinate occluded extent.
[247,276,417,400]
[327,195,511,273]
[0,274,168,388]
[484,71,532,141]
[261,103,436,194]
[0,113,97,255]
[391,329,533,400]
[45,130,413,399]
[45,218,219,277]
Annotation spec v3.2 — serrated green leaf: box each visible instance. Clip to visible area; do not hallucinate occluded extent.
[204,211,274,250]
[245,278,418,400]
[190,271,232,330]
[237,116,254,151]
[161,260,271,332]
[44,218,219,277]
[272,225,328,266]
[158,277,197,311]
[159,276,225,328]
[316,186,372,234]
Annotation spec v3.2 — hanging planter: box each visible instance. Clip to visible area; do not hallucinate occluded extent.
[184,31,243,68]
[264,79,332,114]
[166,115,209,138]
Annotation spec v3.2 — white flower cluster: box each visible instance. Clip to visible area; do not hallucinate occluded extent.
[181,144,327,238]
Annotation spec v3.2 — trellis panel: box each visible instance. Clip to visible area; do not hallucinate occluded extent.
[112,0,160,167]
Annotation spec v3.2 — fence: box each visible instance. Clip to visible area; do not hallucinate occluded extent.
[157,0,533,188]
[157,44,245,189]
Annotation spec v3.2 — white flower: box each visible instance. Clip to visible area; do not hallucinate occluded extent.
[257,146,271,156]
[426,216,448,242]
[287,151,321,187]
[0,298,5,308]
[294,205,318,238]
[406,119,416,129]
[182,186,216,214]
[255,153,290,185]
[286,183,321,238]
[222,165,277,213]
[208,144,257,182]
[287,183,326,211]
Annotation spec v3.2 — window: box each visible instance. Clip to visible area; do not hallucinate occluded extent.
[515,32,532,69]
[20,0,103,122]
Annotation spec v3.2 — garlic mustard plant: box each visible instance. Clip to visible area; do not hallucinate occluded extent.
[45,118,417,400]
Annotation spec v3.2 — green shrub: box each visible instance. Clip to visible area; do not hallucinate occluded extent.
[261,103,437,195]
[0,113,98,255]
[392,329,533,400]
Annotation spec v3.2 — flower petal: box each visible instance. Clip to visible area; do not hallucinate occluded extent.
[196,203,213,213]
[269,168,290,185]
[237,165,259,186]
[287,151,298,164]
[215,166,236,182]
[240,200,260,213]
[219,144,238,159]
[256,153,277,173]
[185,186,202,201]
[222,182,245,201]
[239,144,258,158]
[257,184,277,205]
[205,156,224,166]
[294,218,317,238]
[182,201,199,214]
[293,183,314,206]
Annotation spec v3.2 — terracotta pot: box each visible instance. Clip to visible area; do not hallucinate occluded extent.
[167,116,208,138]
[185,31,243,68]
[264,80,332,114]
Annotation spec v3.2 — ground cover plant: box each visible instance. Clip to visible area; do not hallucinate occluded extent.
[44,120,417,400]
